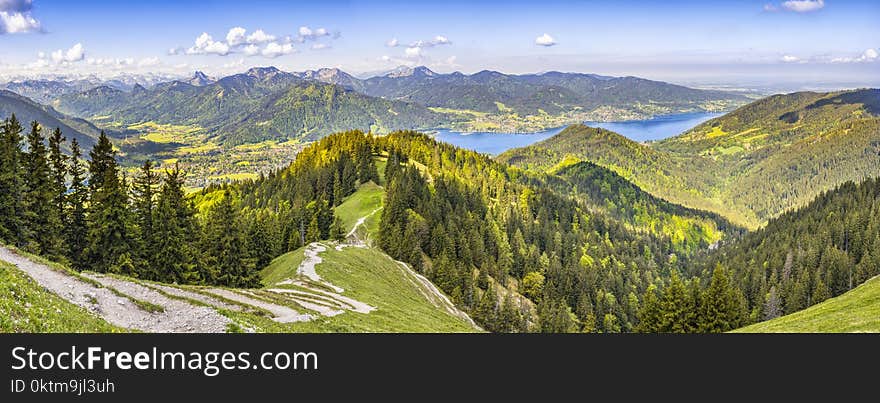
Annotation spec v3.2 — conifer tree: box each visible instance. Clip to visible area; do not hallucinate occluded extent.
[47,128,68,246]
[698,266,744,332]
[22,121,62,256]
[0,115,26,246]
[203,192,257,287]
[66,139,89,270]
[132,160,159,275]
[153,166,201,283]
[85,134,134,273]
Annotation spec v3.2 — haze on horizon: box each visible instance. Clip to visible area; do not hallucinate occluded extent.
[1,0,878,91]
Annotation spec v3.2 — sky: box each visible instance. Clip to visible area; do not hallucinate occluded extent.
[0,0,878,89]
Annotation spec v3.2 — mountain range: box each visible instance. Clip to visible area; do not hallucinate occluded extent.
[0,66,749,146]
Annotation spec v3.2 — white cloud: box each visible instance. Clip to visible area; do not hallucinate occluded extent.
[186,32,230,55]
[408,35,453,49]
[0,0,40,34]
[404,47,423,58]
[298,26,330,41]
[138,57,161,67]
[261,42,294,58]
[535,33,556,47]
[832,48,879,63]
[386,38,399,47]
[246,29,275,44]
[243,44,259,56]
[168,47,183,55]
[781,55,800,63]
[311,43,330,50]
[50,43,85,63]
[226,26,246,46]
[781,0,825,12]
[432,35,450,45]
[763,3,778,11]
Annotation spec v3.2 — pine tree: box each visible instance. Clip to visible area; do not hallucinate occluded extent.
[539,296,578,333]
[47,128,68,251]
[132,160,159,276]
[153,166,201,283]
[85,136,134,273]
[87,132,115,194]
[329,215,345,242]
[203,192,257,287]
[247,212,279,270]
[66,139,89,270]
[22,121,63,256]
[0,115,26,246]
[698,266,744,333]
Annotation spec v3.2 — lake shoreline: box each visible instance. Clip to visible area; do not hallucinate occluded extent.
[431,111,726,155]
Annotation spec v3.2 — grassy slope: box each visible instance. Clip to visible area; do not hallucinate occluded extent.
[734,276,880,333]
[258,247,476,332]
[333,181,384,234]
[256,175,475,332]
[0,261,124,333]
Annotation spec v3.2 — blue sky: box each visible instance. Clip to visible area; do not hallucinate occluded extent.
[1,0,877,88]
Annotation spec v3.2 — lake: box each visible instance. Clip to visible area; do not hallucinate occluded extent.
[432,111,723,155]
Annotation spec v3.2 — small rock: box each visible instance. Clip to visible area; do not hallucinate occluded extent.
[117,299,125,305]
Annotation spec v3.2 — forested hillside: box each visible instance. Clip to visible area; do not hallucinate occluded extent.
[698,178,880,324]
[499,89,880,228]
[0,90,101,151]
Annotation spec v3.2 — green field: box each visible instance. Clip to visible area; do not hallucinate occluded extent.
[734,276,880,333]
[0,261,124,333]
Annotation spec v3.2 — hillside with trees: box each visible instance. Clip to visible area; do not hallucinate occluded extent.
[499,89,880,228]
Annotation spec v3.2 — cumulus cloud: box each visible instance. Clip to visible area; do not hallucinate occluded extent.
[243,44,259,56]
[298,26,329,41]
[246,29,275,44]
[261,42,294,58]
[186,32,230,55]
[386,38,399,47]
[0,0,41,34]
[535,33,556,47]
[49,43,85,63]
[174,25,338,58]
[226,26,246,46]
[781,0,825,12]
[404,47,423,59]
[781,55,801,63]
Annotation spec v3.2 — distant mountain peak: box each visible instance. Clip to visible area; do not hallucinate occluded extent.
[246,66,283,79]
[188,71,215,86]
[385,65,437,78]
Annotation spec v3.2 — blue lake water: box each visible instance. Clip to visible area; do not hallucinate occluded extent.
[432,111,723,155]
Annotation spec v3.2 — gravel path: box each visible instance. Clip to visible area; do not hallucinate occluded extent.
[296,243,344,293]
[0,246,231,333]
[82,273,232,333]
[145,283,245,312]
[204,288,311,323]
